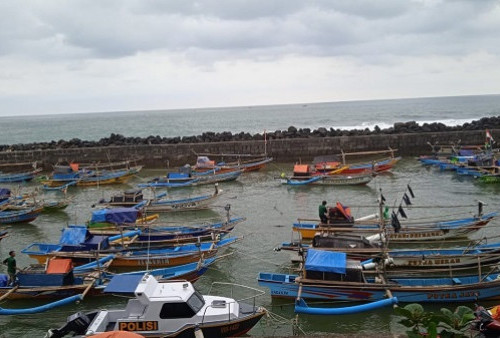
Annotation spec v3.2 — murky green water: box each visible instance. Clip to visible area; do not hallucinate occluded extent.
[1,159,500,337]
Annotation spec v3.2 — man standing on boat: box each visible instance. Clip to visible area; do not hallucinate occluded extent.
[2,250,17,285]
[319,201,328,223]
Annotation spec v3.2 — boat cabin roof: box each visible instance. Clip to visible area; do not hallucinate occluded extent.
[134,275,196,305]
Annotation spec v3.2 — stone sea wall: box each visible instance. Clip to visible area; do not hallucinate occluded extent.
[0,129,494,169]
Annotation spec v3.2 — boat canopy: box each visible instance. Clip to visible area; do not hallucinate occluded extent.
[91,207,139,224]
[305,249,346,274]
[59,226,88,245]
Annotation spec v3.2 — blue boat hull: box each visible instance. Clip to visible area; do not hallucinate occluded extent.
[258,272,500,303]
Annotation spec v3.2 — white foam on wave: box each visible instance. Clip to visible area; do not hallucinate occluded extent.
[301,118,477,132]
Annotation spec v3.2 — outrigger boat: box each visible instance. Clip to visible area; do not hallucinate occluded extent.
[0,161,42,183]
[0,206,43,224]
[194,154,273,173]
[313,148,401,175]
[0,258,108,300]
[258,249,500,305]
[139,167,242,189]
[89,217,245,248]
[98,185,221,212]
[47,274,267,338]
[293,201,496,241]
[42,159,143,188]
[22,226,239,268]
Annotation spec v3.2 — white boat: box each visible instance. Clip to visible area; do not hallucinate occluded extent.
[46,274,267,337]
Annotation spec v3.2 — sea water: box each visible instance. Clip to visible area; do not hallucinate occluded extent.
[1,94,500,145]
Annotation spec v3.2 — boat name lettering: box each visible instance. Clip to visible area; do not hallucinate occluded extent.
[118,321,159,331]
[172,202,197,209]
[271,290,289,295]
[390,231,443,239]
[426,291,479,300]
[407,258,461,266]
[221,323,240,334]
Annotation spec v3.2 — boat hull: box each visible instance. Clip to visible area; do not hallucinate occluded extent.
[258,273,500,303]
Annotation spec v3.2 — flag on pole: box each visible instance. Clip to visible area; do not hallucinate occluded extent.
[486,129,495,144]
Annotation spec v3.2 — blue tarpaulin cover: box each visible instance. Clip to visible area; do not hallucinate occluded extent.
[104,274,144,294]
[305,249,346,274]
[91,208,138,224]
[167,172,190,179]
[59,226,88,245]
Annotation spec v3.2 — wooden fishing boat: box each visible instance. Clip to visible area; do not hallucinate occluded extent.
[98,185,221,212]
[47,275,267,338]
[340,156,401,175]
[42,165,142,188]
[103,257,217,285]
[0,206,43,224]
[293,213,496,242]
[194,155,273,173]
[146,186,221,212]
[292,199,496,241]
[0,168,42,183]
[88,217,245,247]
[23,233,238,268]
[258,249,500,303]
[21,225,141,264]
[0,258,105,300]
[140,169,242,189]
[282,172,373,186]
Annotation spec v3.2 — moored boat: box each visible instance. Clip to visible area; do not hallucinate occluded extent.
[258,249,500,303]
[47,274,267,338]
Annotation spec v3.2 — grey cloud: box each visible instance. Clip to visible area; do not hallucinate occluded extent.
[0,0,499,62]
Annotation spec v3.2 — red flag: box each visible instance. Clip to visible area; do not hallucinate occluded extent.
[486,129,495,143]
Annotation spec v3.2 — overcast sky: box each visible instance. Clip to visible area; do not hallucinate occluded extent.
[1,0,499,116]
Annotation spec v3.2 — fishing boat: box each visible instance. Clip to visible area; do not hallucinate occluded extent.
[42,161,143,188]
[0,206,43,224]
[98,185,221,212]
[47,274,267,337]
[21,225,141,264]
[194,154,273,173]
[103,257,218,285]
[0,258,106,300]
[140,168,242,188]
[89,217,245,247]
[23,228,239,268]
[292,201,496,242]
[0,168,42,183]
[313,149,400,175]
[0,161,42,183]
[258,249,500,304]
[282,168,373,186]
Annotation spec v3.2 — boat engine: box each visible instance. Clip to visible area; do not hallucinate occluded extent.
[45,311,96,338]
[472,305,500,337]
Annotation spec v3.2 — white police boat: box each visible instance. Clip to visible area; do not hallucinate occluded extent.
[46,274,267,337]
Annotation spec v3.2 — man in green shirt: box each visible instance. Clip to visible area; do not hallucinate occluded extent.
[319,200,328,223]
[3,250,17,285]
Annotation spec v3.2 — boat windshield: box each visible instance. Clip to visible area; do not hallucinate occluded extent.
[187,291,205,313]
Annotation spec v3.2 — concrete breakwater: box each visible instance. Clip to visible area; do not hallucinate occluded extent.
[0,129,493,169]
